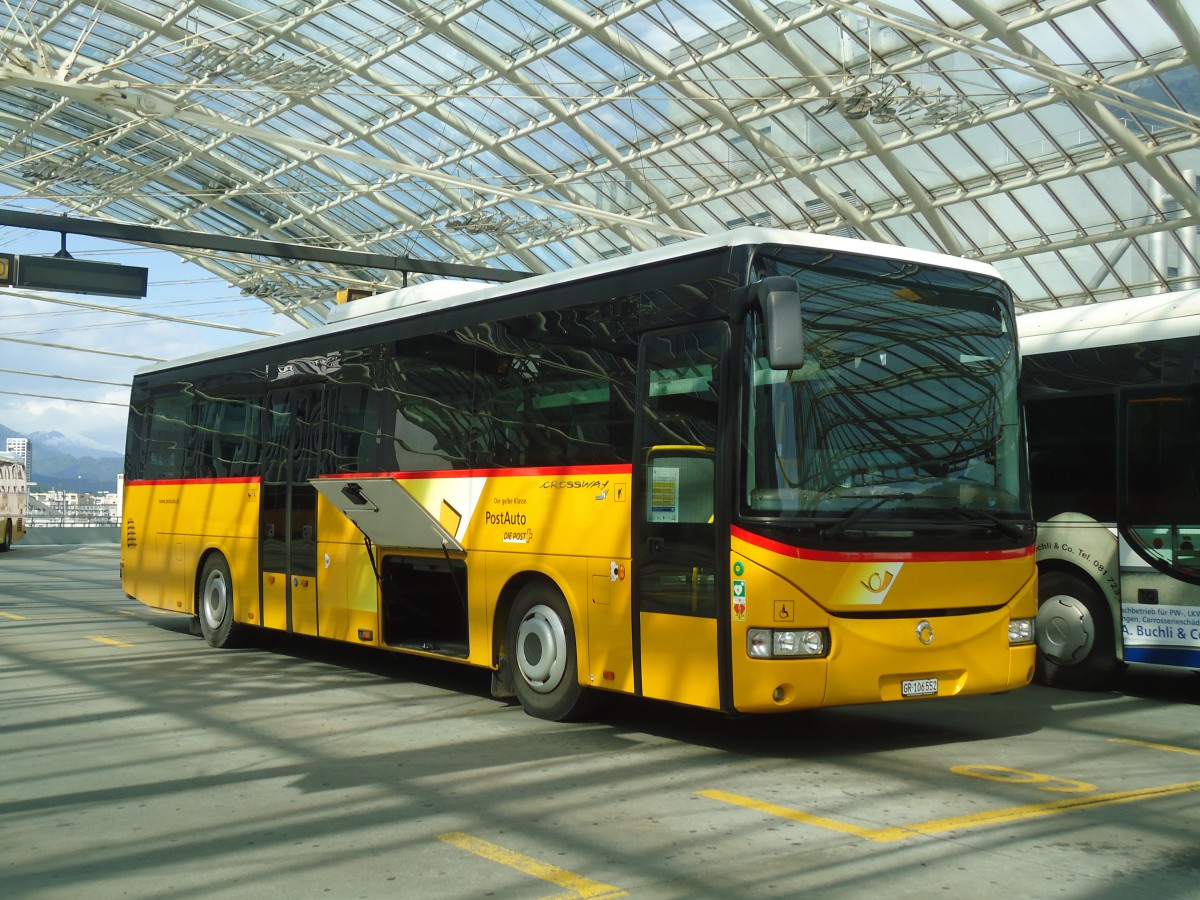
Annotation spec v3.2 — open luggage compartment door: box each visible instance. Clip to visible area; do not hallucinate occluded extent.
[309,476,465,552]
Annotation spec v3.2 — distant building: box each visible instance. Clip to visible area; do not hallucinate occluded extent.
[27,489,120,527]
[5,438,30,473]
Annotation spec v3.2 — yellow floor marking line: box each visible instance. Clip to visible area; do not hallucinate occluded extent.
[438,832,627,899]
[950,764,1095,793]
[86,635,135,648]
[863,780,1200,841]
[696,790,875,837]
[701,780,1200,843]
[0,611,29,619]
[1110,737,1200,757]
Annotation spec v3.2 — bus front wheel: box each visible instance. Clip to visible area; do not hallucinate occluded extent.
[506,582,591,721]
[1035,570,1118,690]
[0,519,11,552]
[198,554,246,649]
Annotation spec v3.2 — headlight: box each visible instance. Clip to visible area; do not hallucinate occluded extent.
[748,627,829,658]
[1009,617,1035,645]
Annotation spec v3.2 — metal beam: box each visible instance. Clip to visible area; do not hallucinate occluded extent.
[0,209,532,283]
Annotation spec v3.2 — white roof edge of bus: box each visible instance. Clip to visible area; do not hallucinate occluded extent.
[1017,287,1200,353]
[137,227,1003,376]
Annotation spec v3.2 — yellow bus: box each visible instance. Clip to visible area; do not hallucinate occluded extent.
[122,227,1036,720]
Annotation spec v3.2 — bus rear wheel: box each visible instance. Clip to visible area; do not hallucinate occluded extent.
[198,554,247,649]
[0,519,11,552]
[1035,570,1118,690]
[506,581,591,721]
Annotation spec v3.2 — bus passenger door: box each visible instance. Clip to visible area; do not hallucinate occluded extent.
[261,387,324,635]
[632,323,728,711]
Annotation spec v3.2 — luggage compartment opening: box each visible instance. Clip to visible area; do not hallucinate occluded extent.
[380,554,469,658]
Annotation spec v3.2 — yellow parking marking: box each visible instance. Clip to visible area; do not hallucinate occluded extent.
[438,832,626,899]
[863,780,1200,841]
[696,790,874,837]
[86,635,135,648]
[1110,738,1200,757]
[0,611,28,620]
[950,764,1095,793]
[701,780,1200,843]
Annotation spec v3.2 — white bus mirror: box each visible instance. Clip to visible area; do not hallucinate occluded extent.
[758,277,805,370]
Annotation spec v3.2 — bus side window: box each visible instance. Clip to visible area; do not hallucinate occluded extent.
[124,404,149,481]
[325,385,378,475]
[480,358,610,467]
[144,392,191,480]
[1125,393,1200,523]
[384,339,475,471]
[225,399,259,479]
[1026,393,1117,521]
[469,310,639,468]
[188,391,233,478]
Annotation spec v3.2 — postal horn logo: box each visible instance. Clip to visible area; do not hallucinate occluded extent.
[845,562,902,605]
[861,570,894,594]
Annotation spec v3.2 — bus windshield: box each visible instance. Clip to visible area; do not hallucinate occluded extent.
[743,252,1029,538]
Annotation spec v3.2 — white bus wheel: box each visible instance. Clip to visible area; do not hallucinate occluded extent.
[197,554,247,649]
[506,581,592,721]
[1035,570,1118,690]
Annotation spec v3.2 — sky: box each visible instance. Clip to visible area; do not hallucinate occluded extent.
[0,228,304,454]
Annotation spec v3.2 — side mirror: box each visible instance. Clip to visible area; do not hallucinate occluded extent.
[758,276,805,370]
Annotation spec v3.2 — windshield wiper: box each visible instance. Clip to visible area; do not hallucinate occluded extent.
[950,505,1029,540]
[821,491,915,540]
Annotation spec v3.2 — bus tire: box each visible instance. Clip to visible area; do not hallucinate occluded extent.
[0,520,10,552]
[197,554,246,649]
[506,581,591,721]
[1035,570,1118,690]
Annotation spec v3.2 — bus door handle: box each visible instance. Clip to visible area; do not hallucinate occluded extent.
[647,537,665,554]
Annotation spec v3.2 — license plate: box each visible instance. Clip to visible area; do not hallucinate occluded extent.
[902,677,938,697]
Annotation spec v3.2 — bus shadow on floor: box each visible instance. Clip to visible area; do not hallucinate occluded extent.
[142,612,1195,759]
[1109,663,1200,706]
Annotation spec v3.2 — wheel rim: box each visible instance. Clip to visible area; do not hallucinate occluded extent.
[1037,594,1095,665]
[514,603,568,694]
[201,568,229,631]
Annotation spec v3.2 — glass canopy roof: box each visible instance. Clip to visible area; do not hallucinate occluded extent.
[1,0,1197,328]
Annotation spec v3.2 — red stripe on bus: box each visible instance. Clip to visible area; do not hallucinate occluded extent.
[731,524,1034,563]
[125,476,260,486]
[126,465,633,487]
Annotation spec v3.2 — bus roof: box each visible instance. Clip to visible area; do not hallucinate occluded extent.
[136,226,1004,378]
[1017,288,1200,356]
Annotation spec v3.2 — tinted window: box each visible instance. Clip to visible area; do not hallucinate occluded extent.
[383,337,477,471]
[141,392,191,480]
[1026,393,1116,521]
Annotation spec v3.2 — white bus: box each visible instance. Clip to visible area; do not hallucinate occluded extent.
[0,451,28,551]
[1019,291,1200,687]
